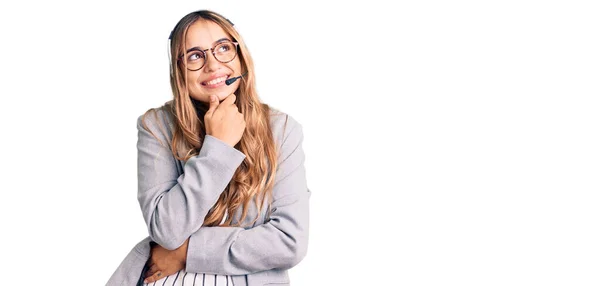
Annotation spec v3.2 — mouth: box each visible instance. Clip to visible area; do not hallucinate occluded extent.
[201,75,230,87]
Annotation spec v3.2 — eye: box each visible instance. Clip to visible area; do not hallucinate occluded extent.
[216,43,232,53]
[187,51,205,62]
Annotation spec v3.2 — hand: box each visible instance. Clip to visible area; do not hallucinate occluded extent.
[204,94,246,147]
[143,239,189,283]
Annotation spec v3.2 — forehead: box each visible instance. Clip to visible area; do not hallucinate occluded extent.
[185,20,230,49]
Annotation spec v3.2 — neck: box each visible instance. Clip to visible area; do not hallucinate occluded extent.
[191,98,209,119]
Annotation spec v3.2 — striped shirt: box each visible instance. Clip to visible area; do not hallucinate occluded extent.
[143,270,234,286]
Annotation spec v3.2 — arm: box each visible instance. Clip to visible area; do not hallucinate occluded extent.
[185,116,310,275]
[137,110,246,250]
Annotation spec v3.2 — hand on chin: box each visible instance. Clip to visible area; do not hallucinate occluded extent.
[211,87,237,102]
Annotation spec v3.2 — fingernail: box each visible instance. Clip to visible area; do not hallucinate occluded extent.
[210,95,216,102]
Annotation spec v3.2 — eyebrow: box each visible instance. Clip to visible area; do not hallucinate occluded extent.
[185,38,231,54]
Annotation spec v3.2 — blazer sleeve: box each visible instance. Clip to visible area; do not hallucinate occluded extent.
[137,111,246,250]
[185,116,310,275]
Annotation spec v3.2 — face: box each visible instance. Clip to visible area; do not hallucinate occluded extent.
[181,20,242,103]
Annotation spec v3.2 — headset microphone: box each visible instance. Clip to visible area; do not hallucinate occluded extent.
[225,72,247,86]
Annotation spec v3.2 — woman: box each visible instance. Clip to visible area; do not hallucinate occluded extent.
[106,10,310,286]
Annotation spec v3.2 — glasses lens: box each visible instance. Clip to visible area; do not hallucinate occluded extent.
[185,51,205,71]
[214,42,237,63]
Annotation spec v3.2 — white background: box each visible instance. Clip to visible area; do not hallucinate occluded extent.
[1,1,599,285]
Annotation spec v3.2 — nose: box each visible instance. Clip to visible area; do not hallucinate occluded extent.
[203,51,220,72]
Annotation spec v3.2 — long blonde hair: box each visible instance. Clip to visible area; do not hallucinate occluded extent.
[142,10,278,227]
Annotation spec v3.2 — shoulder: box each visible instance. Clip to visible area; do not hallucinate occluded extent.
[137,103,174,127]
[268,106,304,148]
[267,107,305,163]
[136,103,175,143]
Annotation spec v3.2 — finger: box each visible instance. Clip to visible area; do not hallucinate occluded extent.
[222,93,236,106]
[205,95,219,116]
[144,270,163,284]
[146,264,159,277]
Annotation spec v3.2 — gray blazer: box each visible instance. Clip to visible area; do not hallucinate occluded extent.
[106,106,310,286]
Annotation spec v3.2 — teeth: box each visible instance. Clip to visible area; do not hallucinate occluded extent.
[206,76,227,85]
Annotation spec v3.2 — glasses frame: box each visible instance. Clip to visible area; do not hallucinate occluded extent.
[178,40,240,71]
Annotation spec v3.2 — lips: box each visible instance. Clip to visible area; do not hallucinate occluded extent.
[202,75,229,86]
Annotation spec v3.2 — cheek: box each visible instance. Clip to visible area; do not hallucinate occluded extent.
[232,58,242,72]
[186,73,201,86]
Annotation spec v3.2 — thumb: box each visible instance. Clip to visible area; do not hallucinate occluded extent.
[206,95,219,115]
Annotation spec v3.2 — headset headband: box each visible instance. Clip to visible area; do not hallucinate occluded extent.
[168,11,234,40]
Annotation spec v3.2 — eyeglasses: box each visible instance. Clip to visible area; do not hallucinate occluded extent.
[179,40,239,71]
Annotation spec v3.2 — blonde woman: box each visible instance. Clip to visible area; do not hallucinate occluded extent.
[107,10,310,286]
